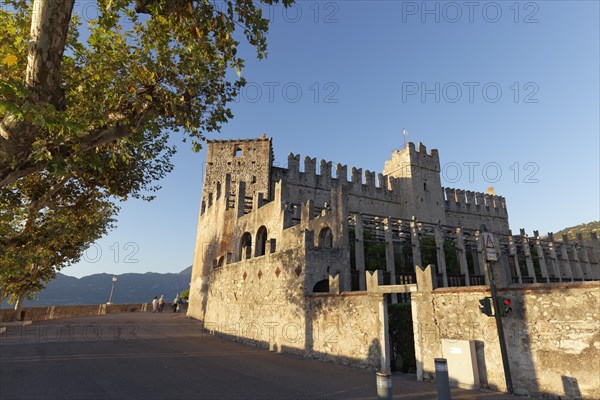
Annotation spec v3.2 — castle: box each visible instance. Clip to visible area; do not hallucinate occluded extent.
[188,136,510,296]
[187,136,599,398]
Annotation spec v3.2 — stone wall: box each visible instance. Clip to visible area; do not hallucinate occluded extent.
[304,293,385,368]
[0,303,149,322]
[190,245,386,370]
[412,278,600,399]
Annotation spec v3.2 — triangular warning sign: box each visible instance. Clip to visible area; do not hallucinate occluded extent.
[485,235,495,249]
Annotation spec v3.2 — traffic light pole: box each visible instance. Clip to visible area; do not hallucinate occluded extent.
[487,260,514,395]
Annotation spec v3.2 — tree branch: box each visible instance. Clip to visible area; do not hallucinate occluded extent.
[25,175,71,230]
[0,110,149,187]
[0,164,44,188]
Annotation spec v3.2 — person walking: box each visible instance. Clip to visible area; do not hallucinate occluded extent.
[158,295,165,312]
[172,293,179,313]
[151,296,158,313]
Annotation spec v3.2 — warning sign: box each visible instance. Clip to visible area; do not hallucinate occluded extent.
[483,232,498,261]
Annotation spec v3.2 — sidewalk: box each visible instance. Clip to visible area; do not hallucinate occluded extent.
[389,373,518,399]
[0,319,32,334]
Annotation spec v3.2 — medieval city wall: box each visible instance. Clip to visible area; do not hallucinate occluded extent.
[412,279,600,399]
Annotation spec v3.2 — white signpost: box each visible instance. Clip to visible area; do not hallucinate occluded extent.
[483,232,498,261]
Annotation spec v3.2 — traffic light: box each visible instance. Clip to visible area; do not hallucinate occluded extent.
[497,296,512,317]
[479,297,493,317]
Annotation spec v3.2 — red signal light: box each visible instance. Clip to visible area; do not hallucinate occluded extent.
[496,296,513,317]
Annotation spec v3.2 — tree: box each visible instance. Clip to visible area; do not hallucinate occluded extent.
[0,0,290,306]
[0,0,292,186]
[179,288,190,300]
[0,102,175,308]
[0,172,117,316]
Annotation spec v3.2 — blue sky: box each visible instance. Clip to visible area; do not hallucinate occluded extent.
[66,1,599,278]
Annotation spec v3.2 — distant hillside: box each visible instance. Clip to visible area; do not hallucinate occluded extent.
[178,265,193,275]
[1,267,192,308]
[553,221,599,240]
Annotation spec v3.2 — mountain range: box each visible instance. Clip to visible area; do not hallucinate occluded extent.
[2,267,192,308]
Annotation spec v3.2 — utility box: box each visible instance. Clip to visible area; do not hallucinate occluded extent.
[441,339,480,390]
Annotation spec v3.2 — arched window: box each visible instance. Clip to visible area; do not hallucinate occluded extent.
[234,146,242,157]
[217,256,225,268]
[240,232,252,261]
[312,279,329,293]
[318,227,333,249]
[255,226,268,257]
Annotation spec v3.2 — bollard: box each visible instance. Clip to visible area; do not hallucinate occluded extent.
[376,371,392,400]
[435,358,451,400]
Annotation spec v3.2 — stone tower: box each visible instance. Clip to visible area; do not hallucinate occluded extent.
[202,135,274,203]
[383,142,446,223]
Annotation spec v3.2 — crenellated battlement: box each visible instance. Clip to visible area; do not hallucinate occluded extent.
[410,141,440,161]
[442,186,509,234]
[278,153,401,202]
[443,187,507,215]
[206,135,271,144]
[384,142,441,176]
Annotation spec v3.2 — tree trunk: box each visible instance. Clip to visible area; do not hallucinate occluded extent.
[0,0,75,180]
[27,0,75,105]
[13,293,26,321]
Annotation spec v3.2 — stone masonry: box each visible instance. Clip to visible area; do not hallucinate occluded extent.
[410,265,599,399]
[187,136,599,397]
[189,136,510,301]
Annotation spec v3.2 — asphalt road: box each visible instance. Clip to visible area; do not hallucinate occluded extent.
[1,312,516,400]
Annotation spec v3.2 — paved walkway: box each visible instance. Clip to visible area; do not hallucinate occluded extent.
[1,313,518,399]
